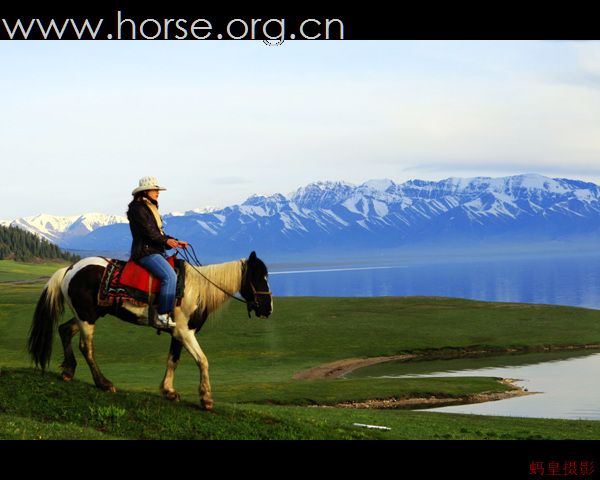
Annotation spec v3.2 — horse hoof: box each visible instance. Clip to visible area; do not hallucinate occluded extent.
[61,366,75,381]
[100,384,117,393]
[200,399,214,411]
[164,391,180,402]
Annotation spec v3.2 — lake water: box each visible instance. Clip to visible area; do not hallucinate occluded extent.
[269,252,600,310]
[406,352,600,420]
[269,252,600,420]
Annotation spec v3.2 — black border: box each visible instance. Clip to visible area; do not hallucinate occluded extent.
[4,440,600,478]
[0,5,597,39]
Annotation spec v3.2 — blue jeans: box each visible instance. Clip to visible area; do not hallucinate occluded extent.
[138,254,177,315]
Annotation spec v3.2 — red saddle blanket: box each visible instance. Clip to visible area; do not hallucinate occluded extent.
[98,255,184,307]
[119,256,175,293]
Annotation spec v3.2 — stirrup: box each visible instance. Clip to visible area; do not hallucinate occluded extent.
[156,313,176,328]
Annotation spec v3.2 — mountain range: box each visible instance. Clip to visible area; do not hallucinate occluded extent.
[0,213,128,244]
[3,174,600,261]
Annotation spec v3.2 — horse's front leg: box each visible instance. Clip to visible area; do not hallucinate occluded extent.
[160,336,183,402]
[175,328,213,411]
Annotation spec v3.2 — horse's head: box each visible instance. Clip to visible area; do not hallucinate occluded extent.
[241,251,273,319]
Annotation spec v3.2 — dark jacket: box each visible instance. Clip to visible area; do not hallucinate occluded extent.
[127,197,174,261]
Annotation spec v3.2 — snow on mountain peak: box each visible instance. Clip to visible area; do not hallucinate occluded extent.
[190,206,219,214]
[74,213,128,230]
[69,213,128,235]
[507,174,569,193]
[291,180,355,195]
[290,180,355,209]
[11,213,80,239]
[361,179,395,192]
[6,212,128,243]
[432,174,573,197]
[441,176,491,191]
[243,193,287,207]
[166,207,220,217]
[308,180,354,190]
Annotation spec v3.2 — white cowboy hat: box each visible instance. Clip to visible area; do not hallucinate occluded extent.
[131,176,167,195]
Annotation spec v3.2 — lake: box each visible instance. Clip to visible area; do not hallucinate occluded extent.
[269,251,600,420]
[423,350,600,420]
[269,251,600,310]
[346,349,600,420]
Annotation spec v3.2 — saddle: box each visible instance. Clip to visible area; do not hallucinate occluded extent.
[98,255,186,308]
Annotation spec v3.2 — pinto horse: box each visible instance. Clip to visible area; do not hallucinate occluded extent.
[27,251,272,410]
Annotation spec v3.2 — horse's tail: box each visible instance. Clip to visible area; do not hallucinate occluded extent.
[28,266,69,370]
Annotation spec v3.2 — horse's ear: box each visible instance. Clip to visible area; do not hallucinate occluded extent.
[249,251,257,261]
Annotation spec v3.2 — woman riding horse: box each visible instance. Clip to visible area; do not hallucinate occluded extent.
[127,176,189,328]
[28,247,273,409]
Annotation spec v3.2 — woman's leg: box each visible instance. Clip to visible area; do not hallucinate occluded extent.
[138,254,177,315]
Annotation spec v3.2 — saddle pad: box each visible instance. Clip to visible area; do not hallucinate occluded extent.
[98,256,185,308]
[119,256,175,293]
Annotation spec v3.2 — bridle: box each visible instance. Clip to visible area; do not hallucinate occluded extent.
[175,246,272,315]
[241,259,272,316]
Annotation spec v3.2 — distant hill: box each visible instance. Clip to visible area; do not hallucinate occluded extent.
[0,225,79,262]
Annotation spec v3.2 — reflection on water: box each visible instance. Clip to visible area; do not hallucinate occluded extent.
[270,253,600,310]
[353,350,600,420]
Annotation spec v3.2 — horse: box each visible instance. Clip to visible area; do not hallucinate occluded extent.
[27,251,272,411]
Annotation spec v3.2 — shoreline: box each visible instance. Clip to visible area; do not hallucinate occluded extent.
[292,346,600,409]
[293,344,600,381]
[332,379,533,410]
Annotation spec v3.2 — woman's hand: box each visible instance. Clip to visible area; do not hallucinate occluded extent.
[167,238,189,249]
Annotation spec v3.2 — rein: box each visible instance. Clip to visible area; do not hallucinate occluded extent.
[174,246,272,308]
[175,247,247,305]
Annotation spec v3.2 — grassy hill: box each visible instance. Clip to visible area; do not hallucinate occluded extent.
[2,260,600,439]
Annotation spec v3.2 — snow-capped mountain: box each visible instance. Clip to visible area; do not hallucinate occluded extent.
[58,174,600,259]
[164,207,220,218]
[5,213,128,244]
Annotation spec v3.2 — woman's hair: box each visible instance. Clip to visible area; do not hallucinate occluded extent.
[127,191,158,216]
[132,190,158,206]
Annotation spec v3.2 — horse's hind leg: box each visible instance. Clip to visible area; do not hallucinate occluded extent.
[58,317,79,381]
[78,319,116,392]
[160,337,183,402]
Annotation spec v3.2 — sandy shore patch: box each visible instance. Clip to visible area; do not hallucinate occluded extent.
[292,354,418,380]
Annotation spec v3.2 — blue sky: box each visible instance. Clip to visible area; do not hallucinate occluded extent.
[1,40,600,219]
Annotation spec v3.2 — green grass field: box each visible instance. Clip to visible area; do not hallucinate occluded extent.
[2,259,600,439]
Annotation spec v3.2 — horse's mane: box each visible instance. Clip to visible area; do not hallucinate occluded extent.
[185,259,245,314]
